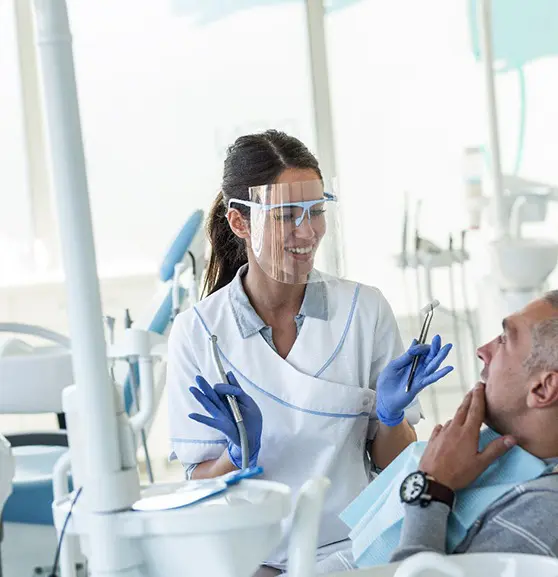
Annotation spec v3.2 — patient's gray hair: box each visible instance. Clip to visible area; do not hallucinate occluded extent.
[523,290,558,373]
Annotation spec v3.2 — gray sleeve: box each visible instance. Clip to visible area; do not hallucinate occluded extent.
[460,489,558,557]
[390,502,451,562]
[392,486,558,563]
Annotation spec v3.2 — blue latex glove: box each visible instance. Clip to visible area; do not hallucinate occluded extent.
[376,334,453,426]
[188,372,263,469]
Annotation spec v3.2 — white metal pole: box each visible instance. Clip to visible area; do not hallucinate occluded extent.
[478,0,507,238]
[305,0,344,277]
[32,0,123,494]
[33,3,143,574]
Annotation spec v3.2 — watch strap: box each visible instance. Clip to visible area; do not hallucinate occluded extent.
[424,475,455,508]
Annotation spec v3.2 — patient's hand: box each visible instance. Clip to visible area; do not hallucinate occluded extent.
[418,383,516,490]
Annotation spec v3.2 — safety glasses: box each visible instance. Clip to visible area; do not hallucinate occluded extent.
[228,192,337,228]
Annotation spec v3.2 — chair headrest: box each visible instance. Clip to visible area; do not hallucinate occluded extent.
[159,210,204,282]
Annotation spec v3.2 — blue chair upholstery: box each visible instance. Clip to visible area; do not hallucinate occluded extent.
[159,209,204,283]
[3,433,69,526]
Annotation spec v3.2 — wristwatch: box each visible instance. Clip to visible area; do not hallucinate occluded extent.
[400,471,455,508]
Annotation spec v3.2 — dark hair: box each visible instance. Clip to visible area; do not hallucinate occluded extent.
[203,129,322,296]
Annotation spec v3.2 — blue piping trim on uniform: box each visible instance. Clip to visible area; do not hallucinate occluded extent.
[193,306,370,420]
[170,438,227,445]
[314,283,360,378]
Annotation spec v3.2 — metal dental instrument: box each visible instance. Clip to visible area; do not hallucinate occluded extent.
[211,335,249,470]
[406,299,440,393]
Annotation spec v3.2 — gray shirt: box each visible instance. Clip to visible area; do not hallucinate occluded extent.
[391,459,558,561]
[315,459,558,574]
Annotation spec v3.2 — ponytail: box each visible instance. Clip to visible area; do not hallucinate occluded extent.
[203,191,247,297]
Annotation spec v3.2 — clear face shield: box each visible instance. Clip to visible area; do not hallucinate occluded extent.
[228,180,339,284]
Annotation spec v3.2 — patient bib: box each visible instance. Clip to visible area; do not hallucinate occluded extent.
[340,428,549,567]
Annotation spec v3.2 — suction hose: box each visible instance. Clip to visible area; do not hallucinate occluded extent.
[211,335,249,470]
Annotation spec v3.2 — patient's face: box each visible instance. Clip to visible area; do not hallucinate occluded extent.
[476,299,556,434]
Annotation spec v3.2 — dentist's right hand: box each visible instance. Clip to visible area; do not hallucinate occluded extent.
[188,372,263,469]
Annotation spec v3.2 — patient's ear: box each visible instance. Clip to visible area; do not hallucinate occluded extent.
[527,371,558,408]
[227,209,250,240]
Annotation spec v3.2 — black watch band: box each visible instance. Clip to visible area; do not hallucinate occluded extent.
[421,474,455,508]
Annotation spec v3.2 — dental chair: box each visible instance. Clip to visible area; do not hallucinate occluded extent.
[0,325,74,576]
[0,434,15,577]
[0,209,206,576]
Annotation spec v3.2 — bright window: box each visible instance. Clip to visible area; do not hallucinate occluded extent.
[0,0,33,283]
[66,0,315,275]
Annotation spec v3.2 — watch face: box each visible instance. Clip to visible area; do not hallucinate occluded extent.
[400,472,426,503]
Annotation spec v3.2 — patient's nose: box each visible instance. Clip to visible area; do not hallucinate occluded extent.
[478,334,500,367]
[477,342,491,365]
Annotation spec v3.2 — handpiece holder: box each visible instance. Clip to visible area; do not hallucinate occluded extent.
[406,299,439,392]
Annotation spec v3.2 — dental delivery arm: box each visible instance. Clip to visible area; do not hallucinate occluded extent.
[369,420,417,470]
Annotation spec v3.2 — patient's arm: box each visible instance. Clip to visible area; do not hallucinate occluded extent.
[390,501,451,562]
[390,478,558,562]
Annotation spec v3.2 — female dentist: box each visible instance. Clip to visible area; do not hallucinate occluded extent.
[167,130,453,575]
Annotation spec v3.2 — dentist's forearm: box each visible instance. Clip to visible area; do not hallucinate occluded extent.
[370,420,417,469]
[191,448,237,479]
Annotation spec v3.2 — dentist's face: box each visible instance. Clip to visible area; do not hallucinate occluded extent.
[250,168,326,284]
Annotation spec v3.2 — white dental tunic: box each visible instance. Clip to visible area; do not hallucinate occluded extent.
[167,267,421,568]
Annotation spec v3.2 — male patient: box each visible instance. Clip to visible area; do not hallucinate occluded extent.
[319,290,558,573]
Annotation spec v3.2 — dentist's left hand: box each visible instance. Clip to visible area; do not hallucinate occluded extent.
[188,372,263,469]
[376,335,454,426]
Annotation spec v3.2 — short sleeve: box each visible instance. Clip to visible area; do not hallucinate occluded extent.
[167,311,227,466]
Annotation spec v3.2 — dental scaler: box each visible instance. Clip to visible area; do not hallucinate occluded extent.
[406,299,440,393]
